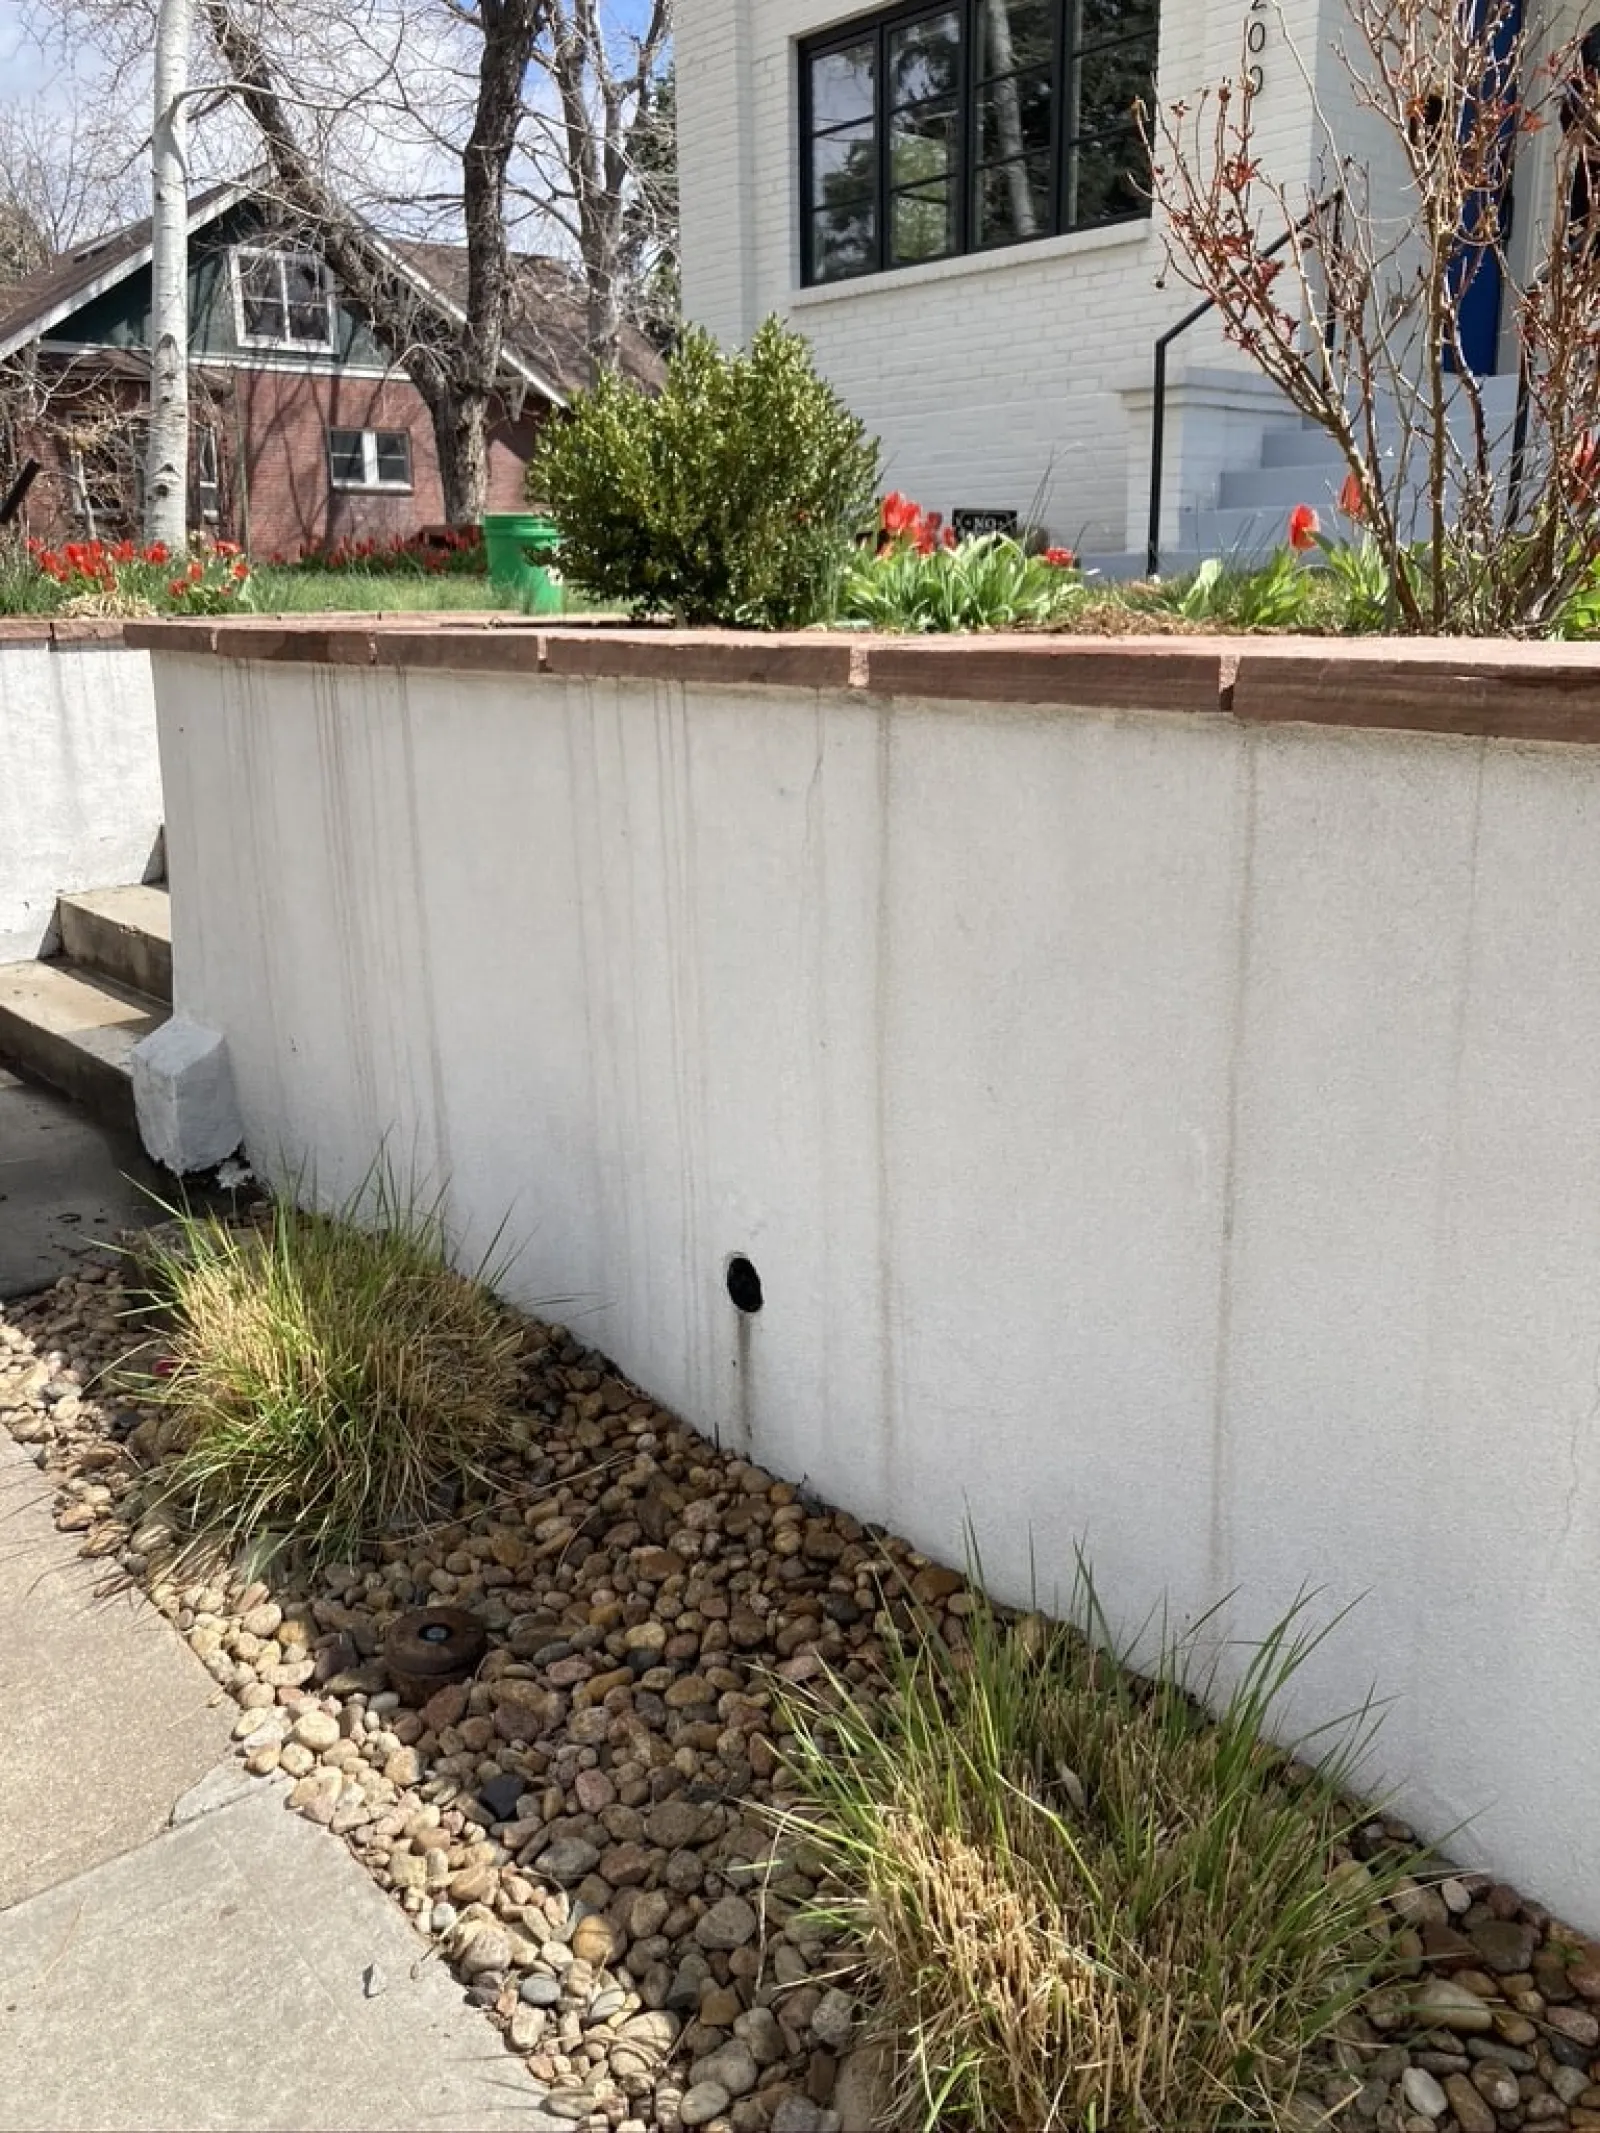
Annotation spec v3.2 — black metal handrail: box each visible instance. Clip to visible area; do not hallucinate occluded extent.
[1145,192,1342,576]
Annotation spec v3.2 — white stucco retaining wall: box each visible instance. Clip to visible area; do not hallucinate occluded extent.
[151,638,1600,1929]
[0,632,163,960]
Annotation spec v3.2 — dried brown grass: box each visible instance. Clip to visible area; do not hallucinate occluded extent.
[782,1572,1405,2132]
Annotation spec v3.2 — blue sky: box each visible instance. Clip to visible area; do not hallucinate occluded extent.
[0,0,669,115]
[0,2,60,99]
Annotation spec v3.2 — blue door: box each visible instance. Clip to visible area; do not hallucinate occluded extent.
[1450,0,1524,374]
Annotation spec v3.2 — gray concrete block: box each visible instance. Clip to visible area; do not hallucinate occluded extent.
[131,1015,241,1174]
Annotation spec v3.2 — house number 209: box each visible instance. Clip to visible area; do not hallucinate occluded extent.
[1245,0,1267,94]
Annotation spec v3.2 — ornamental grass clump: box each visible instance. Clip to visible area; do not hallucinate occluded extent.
[781,1568,1404,2133]
[134,1173,523,1566]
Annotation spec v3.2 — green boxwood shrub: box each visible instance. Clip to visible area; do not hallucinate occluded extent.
[530,317,879,628]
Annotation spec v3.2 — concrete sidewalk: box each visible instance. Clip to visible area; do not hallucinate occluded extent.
[0,1067,166,1302]
[0,1087,549,2131]
[0,1783,540,2132]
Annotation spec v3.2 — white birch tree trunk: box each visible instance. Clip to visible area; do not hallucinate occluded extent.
[145,0,192,548]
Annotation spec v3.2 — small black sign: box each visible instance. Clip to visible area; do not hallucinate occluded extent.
[951,506,1019,539]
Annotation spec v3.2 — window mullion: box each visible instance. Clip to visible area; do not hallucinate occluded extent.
[1055,0,1070,236]
[958,0,973,258]
[801,49,814,284]
[876,22,889,275]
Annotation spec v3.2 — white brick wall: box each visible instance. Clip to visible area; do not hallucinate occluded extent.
[677,0,1353,551]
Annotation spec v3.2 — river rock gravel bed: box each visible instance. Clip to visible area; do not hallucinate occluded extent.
[5,1249,1600,2133]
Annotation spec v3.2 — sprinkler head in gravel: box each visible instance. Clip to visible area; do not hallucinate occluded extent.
[383,1605,488,1706]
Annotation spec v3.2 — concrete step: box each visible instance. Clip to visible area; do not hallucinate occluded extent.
[57,884,171,1006]
[1221,459,1351,511]
[1157,372,1526,569]
[1252,426,1457,472]
[1181,491,1473,559]
[1260,427,1354,470]
[1240,441,1523,503]
[0,960,165,1129]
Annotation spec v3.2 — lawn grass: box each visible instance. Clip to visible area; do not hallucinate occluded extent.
[247,568,517,613]
[248,571,623,617]
[0,543,64,615]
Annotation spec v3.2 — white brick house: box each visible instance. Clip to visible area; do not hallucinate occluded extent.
[676,0,1593,565]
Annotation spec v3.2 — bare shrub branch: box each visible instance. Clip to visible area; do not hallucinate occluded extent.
[1144,1,1600,634]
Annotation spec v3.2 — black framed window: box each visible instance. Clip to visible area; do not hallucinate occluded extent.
[800,0,1157,285]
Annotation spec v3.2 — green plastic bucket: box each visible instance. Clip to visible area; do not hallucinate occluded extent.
[482,512,564,614]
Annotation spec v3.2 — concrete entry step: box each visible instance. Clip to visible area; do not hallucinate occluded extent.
[58,882,172,1005]
[0,958,165,1129]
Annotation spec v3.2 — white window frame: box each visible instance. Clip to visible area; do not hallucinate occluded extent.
[194,424,221,522]
[230,244,336,352]
[327,426,414,493]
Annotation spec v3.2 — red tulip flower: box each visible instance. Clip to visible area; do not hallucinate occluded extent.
[1288,503,1320,551]
[1337,472,1367,522]
[1572,430,1600,504]
[880,491,921,540]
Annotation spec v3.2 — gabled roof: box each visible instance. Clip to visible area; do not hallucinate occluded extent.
[393,242,663,400]
[0,178,257,364]
[0,179,665,403]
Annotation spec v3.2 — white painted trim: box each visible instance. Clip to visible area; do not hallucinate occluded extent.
[0,179,258,364]
[789,212,1159,306]
[361,228,569,410]
[228,244,337,355]
[327,424,414,492]
[1118,365,1298,418]
[37,338,411,384]
[194,420,221,522]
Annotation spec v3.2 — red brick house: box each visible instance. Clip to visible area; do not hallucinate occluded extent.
[0,178,662,556]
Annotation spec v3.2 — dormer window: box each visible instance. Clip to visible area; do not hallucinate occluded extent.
[232,246,335,349]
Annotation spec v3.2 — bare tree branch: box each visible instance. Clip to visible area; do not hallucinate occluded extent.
[198,0,548,519]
